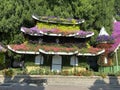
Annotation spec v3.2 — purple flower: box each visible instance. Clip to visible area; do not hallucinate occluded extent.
[96,35,114,43]
[22,26,41,34]
[77,30,93,37]
[109,21,120,52]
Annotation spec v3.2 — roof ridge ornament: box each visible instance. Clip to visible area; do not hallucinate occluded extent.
[99,26,109,36]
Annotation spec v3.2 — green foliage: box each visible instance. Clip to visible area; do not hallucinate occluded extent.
[13,54,22,61]
[29,68,45,75]
[61,70,73,76]
[28,66,51,75]
[73,70,93,76]
[2,69,14,77]
[0,53,5,64]
[94,72,107,78]
[0,0,32,44]
[115,15,120,21]
[89,29,99,45]
[114,0,120,16]
[115,71,120,76]
[25,62,37,66]
[78,56,89,68]
[78,62,89,68]
[37,22,80,32]
[100,73,107,78]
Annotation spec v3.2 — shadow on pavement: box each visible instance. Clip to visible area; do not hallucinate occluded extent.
[0,74,46,90]
[89,76,120,90]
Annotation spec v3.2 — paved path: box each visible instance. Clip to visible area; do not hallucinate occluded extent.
[0,76,120,90]
[0,84,120,90]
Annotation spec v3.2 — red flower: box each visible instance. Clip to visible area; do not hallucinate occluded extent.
[88,47,101,54]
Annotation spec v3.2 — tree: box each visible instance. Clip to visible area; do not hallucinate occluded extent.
[114,0,120,20]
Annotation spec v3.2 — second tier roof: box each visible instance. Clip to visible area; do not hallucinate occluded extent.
[21,26,94,38]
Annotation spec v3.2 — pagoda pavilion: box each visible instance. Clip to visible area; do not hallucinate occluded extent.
[7,15,105,72]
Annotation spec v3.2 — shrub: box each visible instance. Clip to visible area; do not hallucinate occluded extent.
[100,73,107,78]
[115,71,120,76]
[0,53,5,64]
[61,70,70,76]
[44,68,51,75]
[29,68,45,75]
[2,69,14,77]
[74,70,93,76]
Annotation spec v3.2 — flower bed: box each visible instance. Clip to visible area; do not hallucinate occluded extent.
[9,43,78,53]
[37,22,80,35]
[96,41,114,66]
[96,43,112,54]
[9,43,104,55]
[96,35,114,44]
[21,22,80,36]
[32,15,84,25]
[76,30,94,38]
[79,47,103,54]
[110,21,120,52]
[21,26,94,38]
[41,45,77,52]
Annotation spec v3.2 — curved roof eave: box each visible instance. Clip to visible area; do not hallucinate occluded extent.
[77,49,105,56]
[7,45,39,54]
[39,49,78,55]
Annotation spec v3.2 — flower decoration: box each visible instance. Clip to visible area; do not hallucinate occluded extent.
[96,43,112,55]
[33,15,84,25]
[41,45,77,52]
[97,55,113,66]
[21,22,80,36]
[87,47,102,54]
[21,26,95,38]
[10,43,103,55]
[109,21,120,52]
[21,27,40,35]
[11,44,29,51]
[10,43,78,53]
[76,30,94,38]
[79,46,103,54]
[96,35,114,44]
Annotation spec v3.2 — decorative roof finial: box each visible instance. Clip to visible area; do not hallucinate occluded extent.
[99,26,109,36]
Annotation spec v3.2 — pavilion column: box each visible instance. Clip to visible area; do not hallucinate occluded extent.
[115,50,119,71]
[74,55,77,72]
